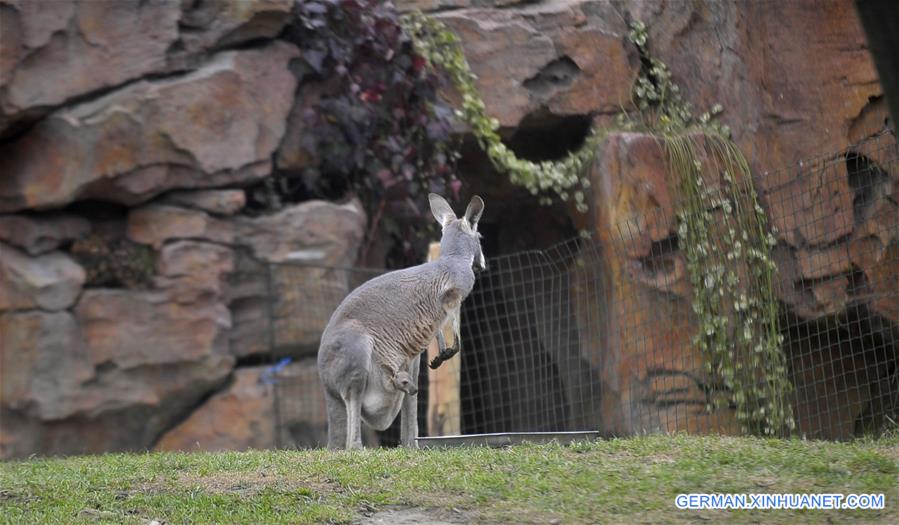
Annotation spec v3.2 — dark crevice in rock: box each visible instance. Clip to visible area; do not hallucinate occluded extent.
[213,36,282,54]
[81,361,117,388]
[1,68,192,145]
[234,353,276,368]
[454,133,577,255]
[523,55,581,97]
[846,151,893,221]
[505,110,593,161]
[64,201,157,290]
[242,172,319,217]
[403,1,541,16]
[637,232,680,277]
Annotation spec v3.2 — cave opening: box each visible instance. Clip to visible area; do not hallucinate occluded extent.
[449,112,594,435]
[781,302,898,439]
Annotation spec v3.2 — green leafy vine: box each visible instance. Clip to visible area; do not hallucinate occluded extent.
[401,11,599,212]
[402,12,794,435]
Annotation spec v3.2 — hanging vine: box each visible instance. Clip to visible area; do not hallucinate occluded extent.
[401,11,599,212]
[401,13,794,435]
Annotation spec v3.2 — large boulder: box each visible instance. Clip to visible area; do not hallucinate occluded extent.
[0,311,94,420]
[401,0,883,192]
[580,132,739,436]
[0,243,85,311]
[154,358,330,452]
[232,199,367,265]
[0,0,180,135]
[160,189,247,216]
[0,354,234,459]
[155,366,277,452]
[583,131,898,439]
[227,200,368,358]
[177,0,293,54]
[414,1,638,127]
[0,0,297,136]
[127,205,234,249]
[0,42,299,212]
[0,213,90,255]
[1,264,236,458]
[75,289,230,369]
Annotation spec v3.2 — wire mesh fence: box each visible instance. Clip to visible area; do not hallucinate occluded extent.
[267,131,899,446]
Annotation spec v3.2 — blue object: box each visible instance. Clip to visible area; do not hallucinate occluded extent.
[259,357,292,385]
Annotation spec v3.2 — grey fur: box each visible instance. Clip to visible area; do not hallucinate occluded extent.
[390,369,418,396]
[317,193,485,449]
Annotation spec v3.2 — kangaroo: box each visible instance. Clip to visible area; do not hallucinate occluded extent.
[317,193,485,449]
[387,367,418,396]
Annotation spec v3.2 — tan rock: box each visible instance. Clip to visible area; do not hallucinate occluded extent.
[0,213,90,255]
[582,132,738,436]
[0,242,85,311]
[75,289,231,369]
[227,200,367,357]
[0,42,299,212]
[155,366,276,452]
[0,0,180,134]
[153,357,331,452]
[0,310,94,420]
[432,1,637,127]
[864,239,899,324]
[160,189,246,215]
[795,245,852,280]
[155,241,235,303]
[233,199,366,264]
[0,352,234,458]
[273,359,329,448]
[128,205,234,249]
[177,0,293,53]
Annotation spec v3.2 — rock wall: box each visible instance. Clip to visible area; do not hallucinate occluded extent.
[0,0,365,459]
[403,0,898,438]
[2,0,897,456]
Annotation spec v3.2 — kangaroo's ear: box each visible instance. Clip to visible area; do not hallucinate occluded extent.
[463,195,484,228]
[429,193,456,226]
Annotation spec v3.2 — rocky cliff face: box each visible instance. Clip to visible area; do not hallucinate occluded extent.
[403,0,897,438]
[0,0,366,458]
[1,0,896,457]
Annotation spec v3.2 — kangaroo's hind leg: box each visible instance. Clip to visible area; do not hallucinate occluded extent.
[339,337,371,450]
[323,390,347,450]
[319,330,371,450]
[344,389,363,449]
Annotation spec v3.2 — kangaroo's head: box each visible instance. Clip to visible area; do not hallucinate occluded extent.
[391,370,418,395]
[429,193,486,272]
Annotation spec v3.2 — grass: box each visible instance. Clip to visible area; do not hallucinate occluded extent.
[1,434,897,524]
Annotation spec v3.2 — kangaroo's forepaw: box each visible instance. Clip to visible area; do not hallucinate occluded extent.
[429,346,460,369]
[439,346,459,360]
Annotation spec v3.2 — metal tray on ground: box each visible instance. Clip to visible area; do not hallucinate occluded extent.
[416,431,600,448]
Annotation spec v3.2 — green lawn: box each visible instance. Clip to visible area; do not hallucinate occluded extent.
[1,434,897,524]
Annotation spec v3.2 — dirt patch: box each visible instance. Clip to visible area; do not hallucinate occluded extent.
[356,505,474,525]
[0,488,35,504]
[173,470,333,497]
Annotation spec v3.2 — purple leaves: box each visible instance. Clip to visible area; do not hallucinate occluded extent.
[285,1,460,267]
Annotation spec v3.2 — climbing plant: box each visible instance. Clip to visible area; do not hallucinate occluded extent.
[401,11,599,212]
[402,13,794,435]
[266,0,461,267]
